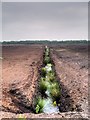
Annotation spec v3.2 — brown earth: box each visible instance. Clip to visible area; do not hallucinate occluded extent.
[1,44,89,119]
[50,44,88,118]
[1,45,44,114]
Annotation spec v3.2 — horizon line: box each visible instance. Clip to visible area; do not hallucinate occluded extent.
[1,39,88,43]
[1,39,88,42]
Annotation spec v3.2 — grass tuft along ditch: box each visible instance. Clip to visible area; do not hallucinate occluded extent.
[35,46,61,114]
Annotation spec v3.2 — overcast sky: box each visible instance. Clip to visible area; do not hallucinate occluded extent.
[2,2,88,41]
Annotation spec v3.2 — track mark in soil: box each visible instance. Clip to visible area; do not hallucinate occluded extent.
[8,84,33,113]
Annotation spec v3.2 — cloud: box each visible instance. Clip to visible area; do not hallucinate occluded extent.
[2,2,88,40]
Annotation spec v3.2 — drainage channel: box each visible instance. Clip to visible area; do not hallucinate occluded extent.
[34,46,61,114]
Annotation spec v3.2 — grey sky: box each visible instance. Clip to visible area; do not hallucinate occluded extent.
[1,0,89,2]
[2,2,88,41]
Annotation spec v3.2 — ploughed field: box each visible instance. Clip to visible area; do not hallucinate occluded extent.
[1,44,89,119]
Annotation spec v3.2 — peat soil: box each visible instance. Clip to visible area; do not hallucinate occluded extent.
[1,44,89,119]
[1,45,44,116]
[50,44,88,118]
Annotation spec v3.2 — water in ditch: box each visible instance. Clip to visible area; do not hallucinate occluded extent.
[35,46,61,114]
[42,98,59,114]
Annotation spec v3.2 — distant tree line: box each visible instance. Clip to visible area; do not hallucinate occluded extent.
[2,40,89,45]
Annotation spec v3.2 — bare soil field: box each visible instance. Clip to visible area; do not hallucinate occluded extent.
[1,44,89,119]
[1,45,44,116]
[50,44,89,118]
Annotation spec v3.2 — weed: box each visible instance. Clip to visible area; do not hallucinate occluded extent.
[35,97,45,113]
[50,82,61,101]
[45,51,49,57]
[46,72,55,82]
[39,78,51,93]
[44,56,51,64]
[41,67,47,77]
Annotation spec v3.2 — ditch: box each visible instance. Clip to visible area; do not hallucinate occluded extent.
[33,46,74,114]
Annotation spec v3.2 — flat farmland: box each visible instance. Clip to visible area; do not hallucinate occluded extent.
[1,44,89,119]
